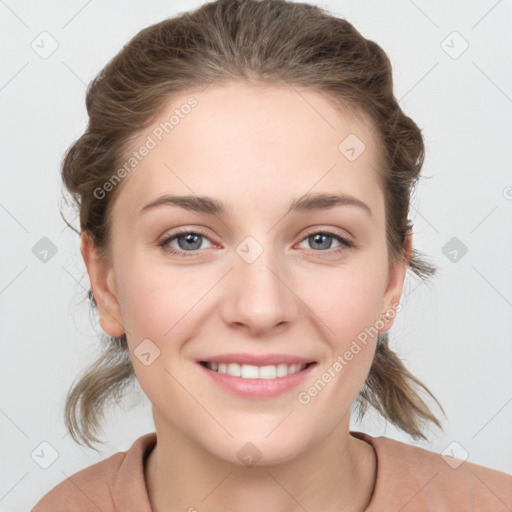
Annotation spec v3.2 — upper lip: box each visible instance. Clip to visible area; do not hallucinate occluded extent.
[199,353,316,366]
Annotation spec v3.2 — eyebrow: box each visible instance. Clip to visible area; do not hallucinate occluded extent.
[139,192,372,217]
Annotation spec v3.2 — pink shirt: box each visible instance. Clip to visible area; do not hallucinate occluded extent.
[31,431,512,511]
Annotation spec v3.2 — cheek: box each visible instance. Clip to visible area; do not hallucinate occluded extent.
[305,264,385,342]
[114,265,202,395]
[299,279,381,415]
[299,264,385,396]
[113,249,197,343]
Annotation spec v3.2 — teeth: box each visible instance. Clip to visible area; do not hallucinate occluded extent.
[205,362,308,379]
[241,364,260,379]
[276,363,288,377]
[259,365,276,379]
[227,363,241,377]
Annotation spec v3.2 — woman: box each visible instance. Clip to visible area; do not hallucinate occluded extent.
[31,0,512,510]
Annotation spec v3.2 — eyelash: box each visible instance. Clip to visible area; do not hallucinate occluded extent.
[157,229,355,257]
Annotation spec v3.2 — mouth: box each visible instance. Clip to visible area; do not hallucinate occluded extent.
[199,361,316,379]
[196,353,318,398]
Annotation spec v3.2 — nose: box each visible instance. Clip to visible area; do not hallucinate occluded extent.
[220,240,298,337]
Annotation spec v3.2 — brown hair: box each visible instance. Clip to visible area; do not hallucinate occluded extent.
[62,0,444,450]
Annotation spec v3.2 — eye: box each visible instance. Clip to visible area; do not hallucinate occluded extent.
[297,231,354,254]
[157,228,354,257]
[158,229,213,256]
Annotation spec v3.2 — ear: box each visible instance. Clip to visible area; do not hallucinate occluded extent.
[378,230,412,332]
[80,231,125,337]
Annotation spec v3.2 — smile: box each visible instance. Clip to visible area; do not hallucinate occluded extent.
[197,359,317,398]
[200,361,312,379]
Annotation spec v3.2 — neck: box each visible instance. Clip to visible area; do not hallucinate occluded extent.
[144,415,377,512]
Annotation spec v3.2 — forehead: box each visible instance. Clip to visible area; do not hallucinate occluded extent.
[111,83,384,221]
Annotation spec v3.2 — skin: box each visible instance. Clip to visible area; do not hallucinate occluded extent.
[81,83,412,512]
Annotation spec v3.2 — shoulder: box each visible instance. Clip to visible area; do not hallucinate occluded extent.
[31,433,156,512]
[351,431,512,512]
[30,452,123,511]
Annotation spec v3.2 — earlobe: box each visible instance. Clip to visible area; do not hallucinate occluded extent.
[378,230,412,332]
[80,231,125,338]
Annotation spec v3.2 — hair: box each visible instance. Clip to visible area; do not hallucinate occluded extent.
[62,0,444,450]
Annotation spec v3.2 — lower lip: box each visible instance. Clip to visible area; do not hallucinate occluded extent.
[197,362,317,398]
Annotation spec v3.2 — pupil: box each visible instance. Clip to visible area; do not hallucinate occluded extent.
[311,233,331,250]
[179,233,202,250]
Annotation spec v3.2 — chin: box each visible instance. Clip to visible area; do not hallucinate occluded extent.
[200,427,312,468]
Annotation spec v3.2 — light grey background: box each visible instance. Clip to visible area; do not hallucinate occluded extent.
[1,1,511,510]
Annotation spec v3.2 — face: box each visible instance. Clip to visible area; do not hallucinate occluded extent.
[82,83,408,465]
